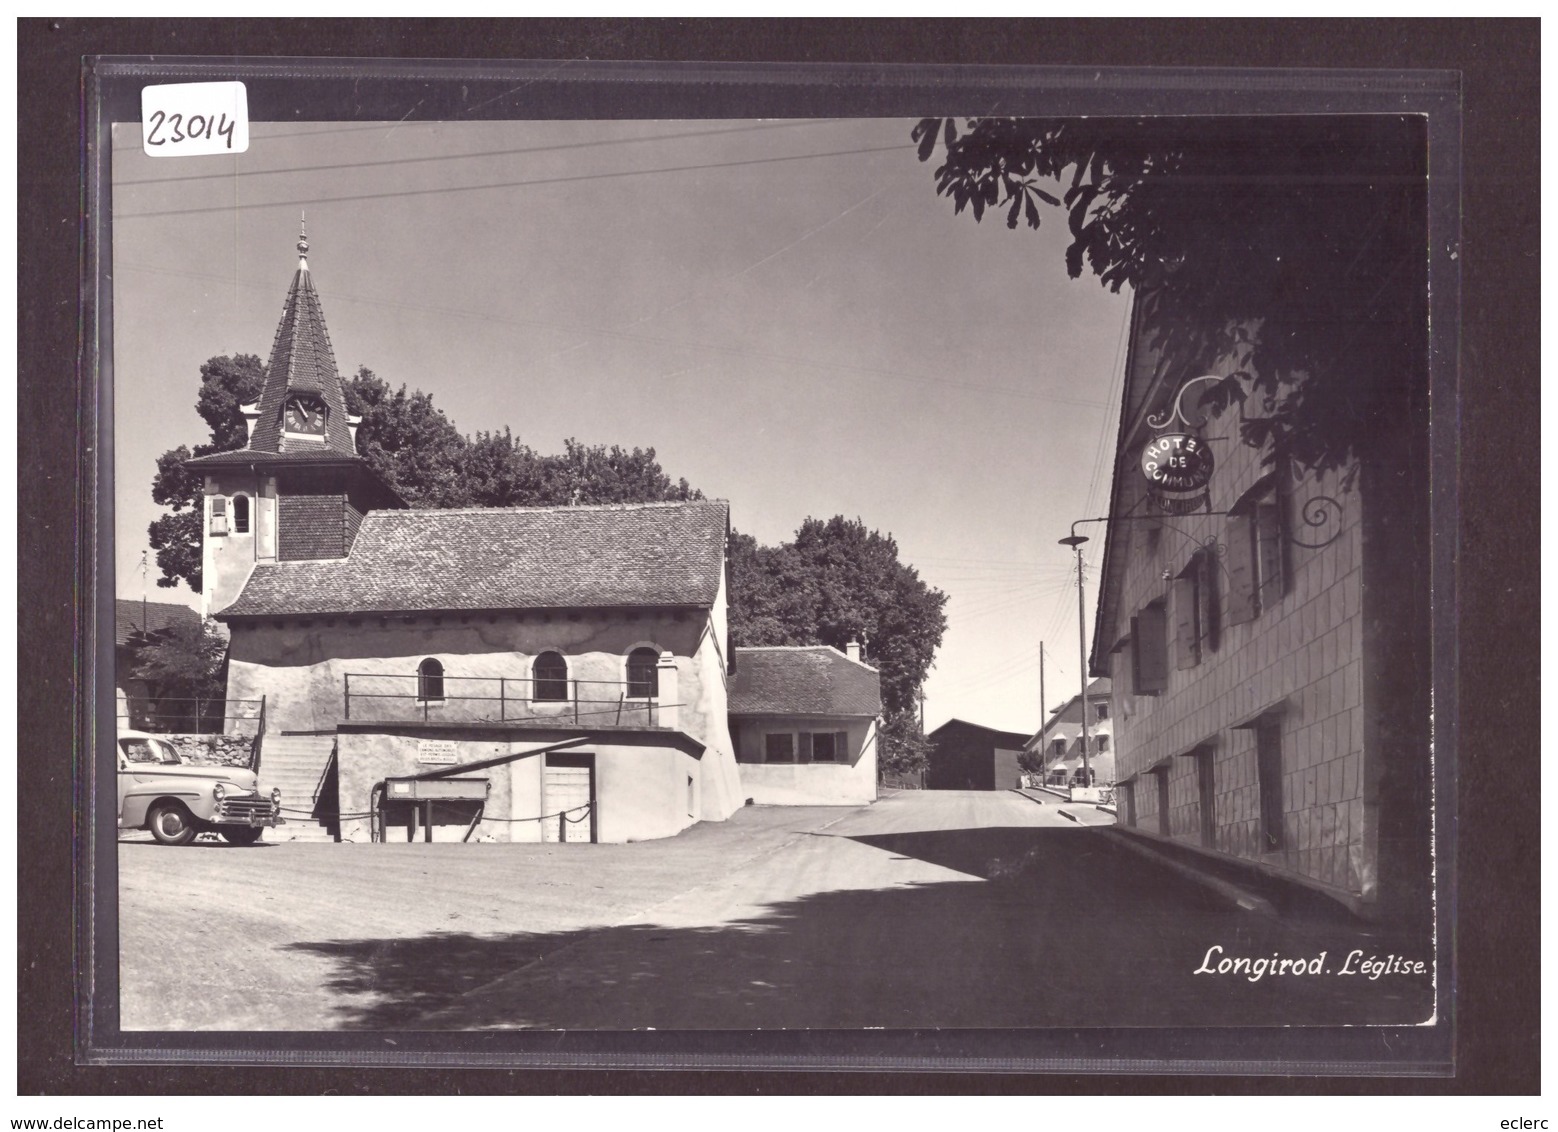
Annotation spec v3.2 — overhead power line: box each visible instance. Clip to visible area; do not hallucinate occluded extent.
[116,261,1111,410]
[116,142,916,220]
[116,119,848,186]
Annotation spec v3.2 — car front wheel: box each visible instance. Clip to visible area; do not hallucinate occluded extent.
[220,826,263,846]
[147,802,199,846]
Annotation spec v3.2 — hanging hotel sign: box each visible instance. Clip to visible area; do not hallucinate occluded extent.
[1141,433,1214,493]
[1140,374,1227,513]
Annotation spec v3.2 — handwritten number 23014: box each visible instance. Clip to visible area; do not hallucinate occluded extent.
[146,109,238,149]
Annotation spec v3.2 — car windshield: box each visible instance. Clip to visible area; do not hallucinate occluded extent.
[120,737,181,765]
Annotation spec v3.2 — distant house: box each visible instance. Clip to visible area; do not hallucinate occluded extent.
[925,720,1032,792]
[1025,677,1114,787]
[729,644,881,805]
[114,598,204,729]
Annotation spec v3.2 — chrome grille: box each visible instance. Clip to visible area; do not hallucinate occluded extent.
[216,795,279,823]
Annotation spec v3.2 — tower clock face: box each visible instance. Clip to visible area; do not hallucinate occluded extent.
[284,395,325,435]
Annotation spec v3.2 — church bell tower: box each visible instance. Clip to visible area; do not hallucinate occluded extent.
[184,221,405,617]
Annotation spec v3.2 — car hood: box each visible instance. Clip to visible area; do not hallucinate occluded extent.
[126,765,260,790]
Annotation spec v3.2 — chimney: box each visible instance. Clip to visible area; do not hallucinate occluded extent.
[846,638,861,663]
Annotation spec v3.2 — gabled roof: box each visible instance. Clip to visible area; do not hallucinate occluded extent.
[115,598,200,646]
[218,500,729,619]
[728,646,881,718]
[926,719,1033,749]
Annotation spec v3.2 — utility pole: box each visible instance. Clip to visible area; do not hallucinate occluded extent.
[1039,641,1046,733]
[1058,533,1092,789]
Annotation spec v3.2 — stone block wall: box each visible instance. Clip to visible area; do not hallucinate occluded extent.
[164,732,257,768]
[1104,373,1374,903]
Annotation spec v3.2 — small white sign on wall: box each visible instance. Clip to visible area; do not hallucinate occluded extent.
[417,740,459,765]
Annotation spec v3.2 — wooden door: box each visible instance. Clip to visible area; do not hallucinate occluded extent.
[542,754,595,843]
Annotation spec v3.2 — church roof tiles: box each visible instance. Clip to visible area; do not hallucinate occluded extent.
[218,500,729,618]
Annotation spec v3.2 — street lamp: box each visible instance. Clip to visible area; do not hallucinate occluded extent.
[1057,531,1091,791]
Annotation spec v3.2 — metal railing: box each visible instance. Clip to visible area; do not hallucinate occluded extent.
[116,696,265,736]
[342,673,670,727]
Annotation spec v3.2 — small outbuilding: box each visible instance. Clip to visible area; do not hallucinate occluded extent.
[729,645,881,805]
[924,719,1032,792]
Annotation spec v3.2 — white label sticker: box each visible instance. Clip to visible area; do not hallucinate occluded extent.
[141,81,249,156]
[417,740,459,765]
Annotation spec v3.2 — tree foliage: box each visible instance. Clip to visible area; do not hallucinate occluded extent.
[876,707,934,777]
[147,354,266,590]
[149,360,704,592]
[914,116,1428,479]
[729,516,948,719]
[126,617,229,700]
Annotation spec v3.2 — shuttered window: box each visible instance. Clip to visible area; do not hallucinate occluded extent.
[1256,498,1286,611]
[1227,484,1287,624]
[1173,572,1201,670]
[810,731,848,762]
[764,733,796,763]
[1131,602,1169,695]
[1174,550,1220,668]
[1226,511,1257,624]
[209,495,228,536]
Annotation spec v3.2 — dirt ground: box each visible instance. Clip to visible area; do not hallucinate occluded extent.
[118,790,1433,1031]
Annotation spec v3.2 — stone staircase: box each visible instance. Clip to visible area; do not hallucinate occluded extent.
[256,733,338,843]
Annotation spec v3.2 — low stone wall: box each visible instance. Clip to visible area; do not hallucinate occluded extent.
[164,733,256,768]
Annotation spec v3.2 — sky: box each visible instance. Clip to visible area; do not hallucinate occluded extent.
[111,117,1132,736]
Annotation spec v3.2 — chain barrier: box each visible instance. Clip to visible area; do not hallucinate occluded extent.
[281,802,592,824]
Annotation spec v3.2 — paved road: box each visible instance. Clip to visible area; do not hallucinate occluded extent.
[119,790,1433,1030]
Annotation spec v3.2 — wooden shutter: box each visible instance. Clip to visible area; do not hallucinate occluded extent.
[1134,604,1169,694]
[836,731,849,763]
[1199,550,1220,652]
[797,732,813,764]
[1225,511,1257,624]
[1172,573,1200,669]
[1256,499,1286,611]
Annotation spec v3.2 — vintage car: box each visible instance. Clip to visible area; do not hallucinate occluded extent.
[117,729,283,846]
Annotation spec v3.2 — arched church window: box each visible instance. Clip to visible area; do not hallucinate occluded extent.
[232,494,250,534]
[533,652,568,702]
[627,647,660,699]
[417,658,445,702]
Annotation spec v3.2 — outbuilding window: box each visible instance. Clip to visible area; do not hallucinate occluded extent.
[232,494,251,534]
[533,652,568,701]
[417,658,445,702]
[764,733,796,763]
[627,647,660,699]
[809,731,848,763]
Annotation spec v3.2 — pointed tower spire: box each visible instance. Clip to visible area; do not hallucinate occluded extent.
[221,221,359,457]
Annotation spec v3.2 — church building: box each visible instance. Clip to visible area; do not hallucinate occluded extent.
[186,229,748,843]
